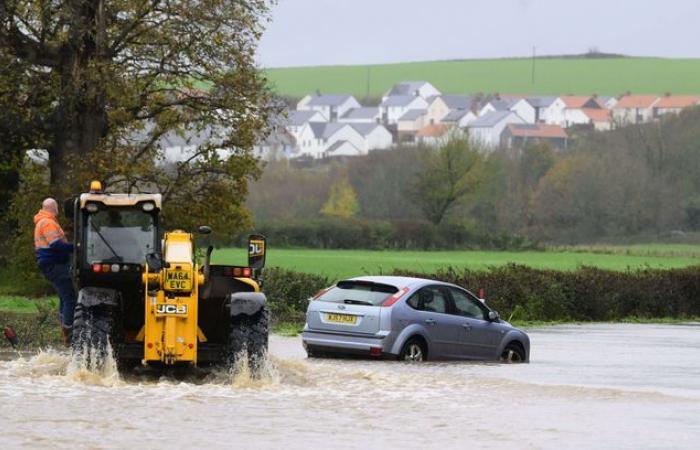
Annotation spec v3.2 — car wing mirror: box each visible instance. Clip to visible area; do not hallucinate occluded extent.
[488,311,500,321]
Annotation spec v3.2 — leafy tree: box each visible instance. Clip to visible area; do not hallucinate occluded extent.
[0,0,274,235]
[321,177,359,219]
[408,136,485,225]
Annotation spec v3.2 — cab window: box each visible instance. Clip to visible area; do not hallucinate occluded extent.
[406,286,449,314]
[450,288,487,320]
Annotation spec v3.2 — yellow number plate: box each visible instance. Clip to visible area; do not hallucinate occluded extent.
[165,270,192,291]
[326,313,357,324]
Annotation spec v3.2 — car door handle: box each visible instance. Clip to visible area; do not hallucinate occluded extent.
[424,319,437,326]
[462,323,471,331]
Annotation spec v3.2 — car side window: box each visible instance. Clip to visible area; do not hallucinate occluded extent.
[450,288,487,320]
[406,287,449,314]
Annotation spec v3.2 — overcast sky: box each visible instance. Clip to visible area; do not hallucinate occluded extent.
[257,0,700,68]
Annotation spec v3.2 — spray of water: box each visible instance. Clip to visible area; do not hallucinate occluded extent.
[66,341,121,386]
[228,349,280,388]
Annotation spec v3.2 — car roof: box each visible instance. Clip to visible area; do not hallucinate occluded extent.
[346,275,452,290]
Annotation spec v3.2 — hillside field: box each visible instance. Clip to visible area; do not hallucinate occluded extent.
[265,57,700,98]
[213,245,700,280]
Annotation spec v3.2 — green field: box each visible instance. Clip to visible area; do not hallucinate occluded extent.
[213,245,700,280]
[265,57,700,98]
[2,244,699,312]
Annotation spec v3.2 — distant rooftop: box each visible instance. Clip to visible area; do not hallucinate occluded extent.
[341,107,380,119]
[287,110,326,127]
[307,94,356,107]
[350,123,384,136]
[381,95,425,107]
[469,110,518,127]
[386,81,437,97]
[441,109,472,122]
[398,109,427,121]
[506,123,567,138]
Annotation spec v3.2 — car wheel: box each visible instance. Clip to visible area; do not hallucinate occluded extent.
[500,343,526,363]
[400,338,427,362]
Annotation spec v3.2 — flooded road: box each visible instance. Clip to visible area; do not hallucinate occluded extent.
[1,323,699,449]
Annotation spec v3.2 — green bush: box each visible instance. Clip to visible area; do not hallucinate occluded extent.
[231,219,539,251]
[262,267,329,323]
[261,264,700,325]
[394,264,700,321]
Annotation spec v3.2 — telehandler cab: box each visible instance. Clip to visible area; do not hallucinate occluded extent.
[64,181,269,370]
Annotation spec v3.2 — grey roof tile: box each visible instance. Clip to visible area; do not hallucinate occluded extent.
[341,107,380,119]
[307,94,356,107]
[381,95,423,107]
[469,111,516,127]
[398,109,427,121]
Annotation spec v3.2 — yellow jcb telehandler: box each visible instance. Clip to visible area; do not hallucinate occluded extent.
[64,181,269,371]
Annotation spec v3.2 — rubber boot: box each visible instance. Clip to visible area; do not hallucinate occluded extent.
[61,326,73,347]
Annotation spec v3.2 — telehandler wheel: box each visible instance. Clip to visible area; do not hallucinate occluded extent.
[226,307,269,372]
[71,303,115,368]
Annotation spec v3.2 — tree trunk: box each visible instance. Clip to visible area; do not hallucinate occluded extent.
[48,0,108,200]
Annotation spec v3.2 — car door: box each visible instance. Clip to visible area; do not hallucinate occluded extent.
[405,286,465,359]
[448,287,503,359]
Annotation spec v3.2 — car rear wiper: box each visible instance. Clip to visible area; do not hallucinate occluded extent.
[343,299,374,306]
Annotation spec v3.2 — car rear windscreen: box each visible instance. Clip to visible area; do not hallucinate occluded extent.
[317,281,399,306]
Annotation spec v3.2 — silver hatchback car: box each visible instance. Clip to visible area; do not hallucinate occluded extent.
[302,276,530,362]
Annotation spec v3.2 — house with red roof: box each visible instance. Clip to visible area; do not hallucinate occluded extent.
[611,95,660,126]
[416,123,450,146]
[547,96,605,127]
[653,95,700,117]
[501,124,568,150]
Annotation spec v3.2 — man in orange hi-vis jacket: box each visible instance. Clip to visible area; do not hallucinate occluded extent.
[34,198,76,344]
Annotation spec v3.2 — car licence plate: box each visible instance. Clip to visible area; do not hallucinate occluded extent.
[326,313,357,324]
[165,270,192,291]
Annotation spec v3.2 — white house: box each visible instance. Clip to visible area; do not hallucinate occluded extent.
[596,96,618,109]
[308,122,366,158]
[350,123,393,152]
[508,98,536,124]
[397,109,428,142]
[383,81,441,101]
[380,95,429,125]
[555,96,608,128]
[479,97,535,124]
[286,110,326,132]
[526,96,559,123]
[285,110,327,156]
[611,95,660,126]
[324,140,363,157]
[416,124,451,146]
[468,111,525,148]
[253,129,297,160]
[653,95,700,117]
[478,98,512,116]
[339,107,381,124]
[537,97,568,126]
[425,95,472,124]
[297,94,361,122]
[440,109,477,128]
[288,122,318,158]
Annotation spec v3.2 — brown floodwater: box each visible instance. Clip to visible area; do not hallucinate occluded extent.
[1,323,699,449]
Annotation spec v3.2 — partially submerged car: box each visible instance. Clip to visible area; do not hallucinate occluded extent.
[302,276,529,362]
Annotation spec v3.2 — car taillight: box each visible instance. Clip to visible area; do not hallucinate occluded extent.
[382,287,410,308]
[92,263,102,273]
